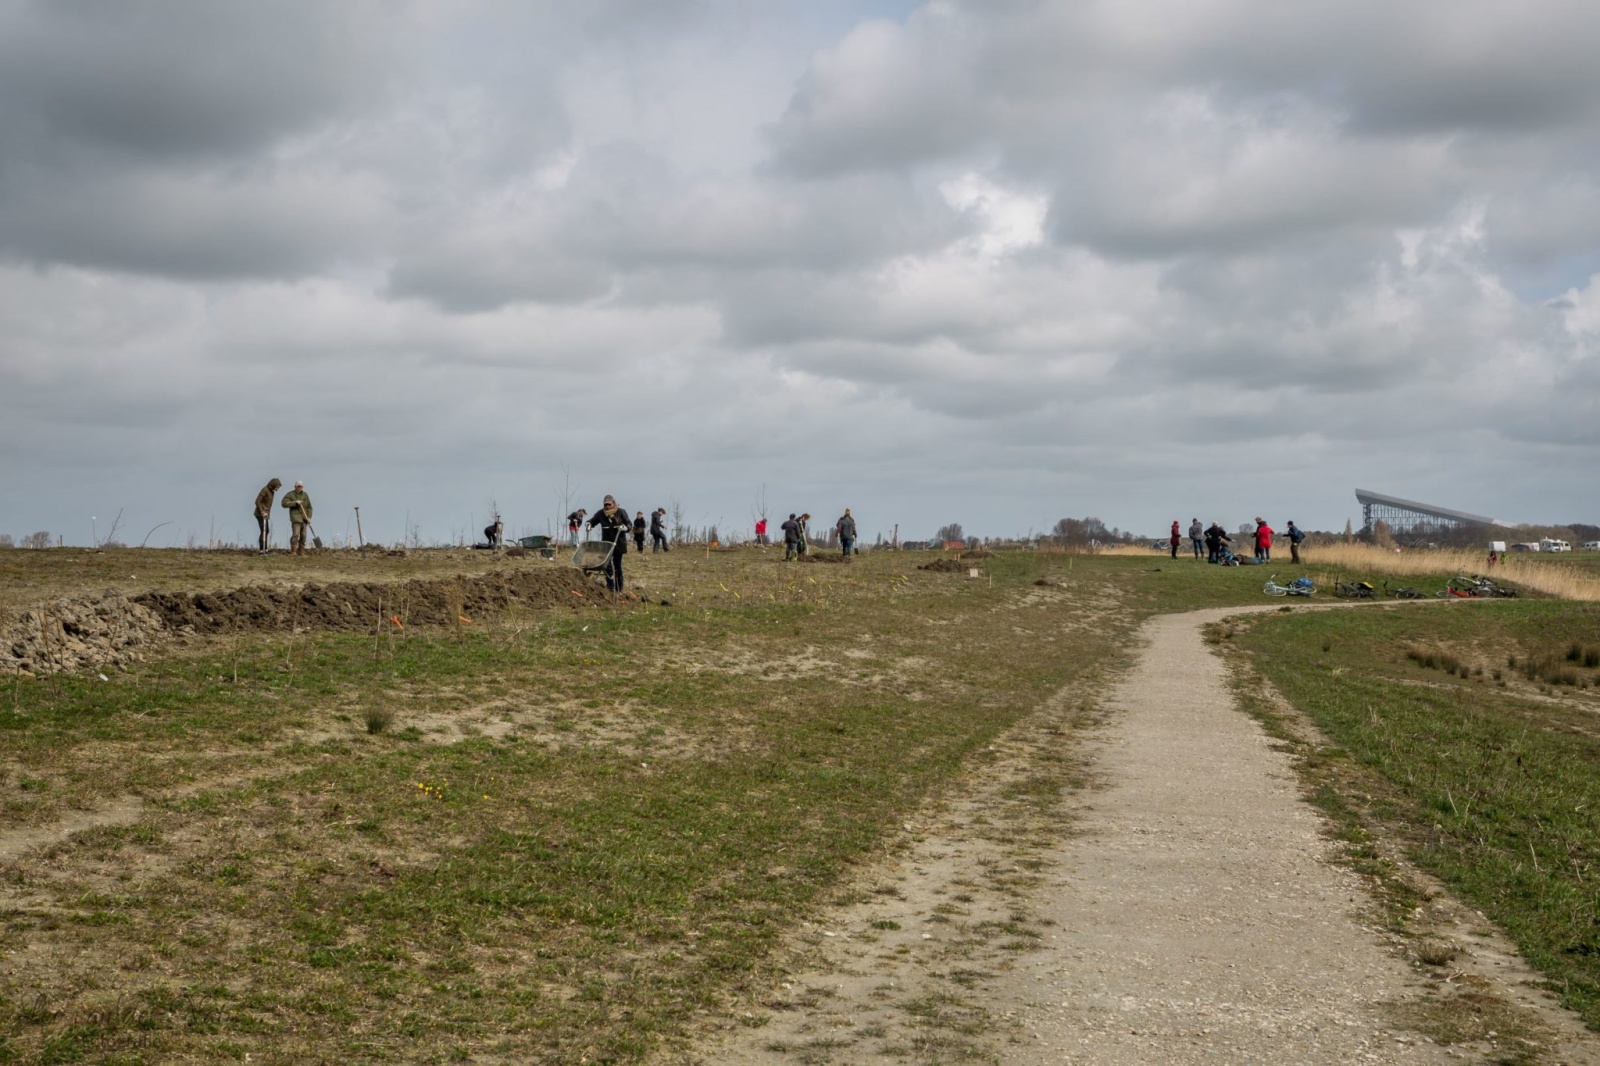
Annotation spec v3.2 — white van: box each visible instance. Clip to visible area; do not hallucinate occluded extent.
[1583,540,1600,551]
[1540,539,1572,553]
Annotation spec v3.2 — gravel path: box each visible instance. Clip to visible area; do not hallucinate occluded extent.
[671,606,1600,1065]
[1003,607,1454,1063]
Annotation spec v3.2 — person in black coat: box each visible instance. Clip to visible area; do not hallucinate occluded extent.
[650,508,669,553]
[586,496,629,591]
[781,513,801,561]
[1203,522,1230,564]
[632,511,647,554]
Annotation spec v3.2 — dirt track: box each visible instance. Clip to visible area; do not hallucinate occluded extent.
[672,607,1600,1064]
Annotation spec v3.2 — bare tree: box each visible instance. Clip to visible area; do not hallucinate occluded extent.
[97,507,123,549]
[553,466,580,532]
[0,534,11,548]
[24,531,52,549]
[936,522,964,544]
[1052,517,1111,548]
[750,483,770,534]
[670,497,688,545]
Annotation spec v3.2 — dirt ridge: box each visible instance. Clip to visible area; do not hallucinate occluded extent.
[4,568,620,675]
[131,566,614,634]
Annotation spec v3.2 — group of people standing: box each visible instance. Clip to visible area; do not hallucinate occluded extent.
[1172,517,1306,565]
[253,478,315,555]
[778,509,857,560]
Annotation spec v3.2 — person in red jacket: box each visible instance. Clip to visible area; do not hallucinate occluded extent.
[1254,517,1274,562]
[1169,520,1181,559]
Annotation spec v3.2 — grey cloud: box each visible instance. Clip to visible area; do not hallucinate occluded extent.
[3,1,1599,546]
[0,164,388,279]
[0,1,402,160]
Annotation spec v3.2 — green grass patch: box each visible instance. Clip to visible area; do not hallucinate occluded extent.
[1235,601,1600,1029]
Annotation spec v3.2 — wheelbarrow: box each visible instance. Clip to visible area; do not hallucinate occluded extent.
[517,534,556,559]
[572,536,620,582]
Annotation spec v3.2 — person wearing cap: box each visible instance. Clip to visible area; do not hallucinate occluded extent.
[281,481,314,555]
[253,478,282,553]
[585,495,629,591]
[1286,520,1305,564]
[1188,518,1203,559]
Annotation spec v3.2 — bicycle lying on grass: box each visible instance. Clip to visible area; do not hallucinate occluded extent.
[1383,580,1425,599]
[1439,574,1519,598]
[1333,578,1377,599]
[1264,574,1315,597]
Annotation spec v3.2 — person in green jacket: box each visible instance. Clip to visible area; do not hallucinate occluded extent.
[253,478,281,553]
[281,482,314,555]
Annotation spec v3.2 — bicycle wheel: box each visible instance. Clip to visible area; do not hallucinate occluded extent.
[1263,582,1287,596]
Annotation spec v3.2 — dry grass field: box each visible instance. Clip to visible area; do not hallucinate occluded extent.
[1,545,1176,1063]
[5,543,1600,1062]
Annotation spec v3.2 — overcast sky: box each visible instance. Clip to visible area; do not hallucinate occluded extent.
[3,0,1598,547]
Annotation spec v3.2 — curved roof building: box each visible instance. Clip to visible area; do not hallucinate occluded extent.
[1354,488,1504,533]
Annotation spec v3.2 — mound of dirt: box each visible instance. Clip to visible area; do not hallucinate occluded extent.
[3,593,164,676]
[799,553,850,564]
[960,549,995,559]
[133,568,615,636]
[918,559,975,573]
[5,569,626,676]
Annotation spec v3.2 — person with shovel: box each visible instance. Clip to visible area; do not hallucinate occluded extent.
[253,478,282,553]
[281,481,314,555]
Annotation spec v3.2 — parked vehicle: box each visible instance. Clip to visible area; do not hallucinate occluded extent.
[1540,539,1572,553]
[1583,541,1600,551]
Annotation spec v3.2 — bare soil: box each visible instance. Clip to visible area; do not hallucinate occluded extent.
[4,566,622,675]
[132,567,614,634]
[920,559,978,574]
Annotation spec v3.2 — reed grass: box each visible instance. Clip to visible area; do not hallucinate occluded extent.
[1295,543,1600,601]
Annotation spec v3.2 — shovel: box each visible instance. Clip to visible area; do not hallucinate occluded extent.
[296,504,324,550]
